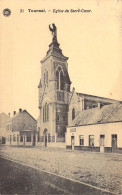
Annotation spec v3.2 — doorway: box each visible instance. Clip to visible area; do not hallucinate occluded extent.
[112,134,117,149]
[100,135,105,146]
[100,135,105,152]
[71,136,75,150]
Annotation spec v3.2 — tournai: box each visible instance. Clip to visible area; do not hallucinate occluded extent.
[0,24,122,153]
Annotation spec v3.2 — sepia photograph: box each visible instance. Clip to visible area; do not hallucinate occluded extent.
[0,0,122,194]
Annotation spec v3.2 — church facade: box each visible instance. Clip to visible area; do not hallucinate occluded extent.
[38,24,71,146]
[37,24,122,150]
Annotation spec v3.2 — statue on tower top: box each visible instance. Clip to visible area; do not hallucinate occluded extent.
[49,23,57,42]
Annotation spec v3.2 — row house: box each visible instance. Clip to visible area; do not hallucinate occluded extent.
[66,103,122,153]
[6,109,37,146]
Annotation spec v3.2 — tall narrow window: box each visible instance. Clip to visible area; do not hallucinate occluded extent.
[79,135,84,146]
[45,103,47,122]
[46,71,48,86]
[72,108,75,120]
[89,135,94,146]
[60,71,64,90]
[112,134,117,148]
[56,67,64,90]
[47,104,49,121]
[56,70,59,89]
[43,107,45,122]
[44,73,45,85]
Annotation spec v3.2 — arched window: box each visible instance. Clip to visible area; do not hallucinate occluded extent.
[56,67,64,90]
[72,108,75,120]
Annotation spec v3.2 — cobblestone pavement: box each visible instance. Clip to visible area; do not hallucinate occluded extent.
[0,146,122,194]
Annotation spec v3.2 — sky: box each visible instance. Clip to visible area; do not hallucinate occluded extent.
[0,0,122,119]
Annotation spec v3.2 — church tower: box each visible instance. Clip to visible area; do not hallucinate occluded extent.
[38,24,71,144]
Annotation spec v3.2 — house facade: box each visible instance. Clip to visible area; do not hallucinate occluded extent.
[6,109,37,146]
[66,104,122,153]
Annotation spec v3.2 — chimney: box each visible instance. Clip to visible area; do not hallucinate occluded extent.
[8,113,10,117]
[13,111,16,115]
[19,108,22,113]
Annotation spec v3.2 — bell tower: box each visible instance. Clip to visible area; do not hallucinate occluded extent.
[38,24,71,144]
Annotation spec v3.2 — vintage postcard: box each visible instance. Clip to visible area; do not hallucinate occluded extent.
[0,0,122,194]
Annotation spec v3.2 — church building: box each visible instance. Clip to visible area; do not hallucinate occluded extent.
[37,24,122,151]
[37,24,71,147]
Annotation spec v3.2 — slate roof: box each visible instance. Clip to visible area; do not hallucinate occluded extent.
[76,92,121,104]
[72,103,122,126]
[9,110,37,122]
[9,112,20,121]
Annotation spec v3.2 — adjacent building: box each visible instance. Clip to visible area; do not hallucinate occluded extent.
[0,113,10,144]
[6,109,37,146]
[66,103,122,153]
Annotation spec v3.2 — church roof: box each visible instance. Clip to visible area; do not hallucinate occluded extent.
[71,103,122,126]
[65,75,71,84]
[76,92,121,104]
[41,37,68,63]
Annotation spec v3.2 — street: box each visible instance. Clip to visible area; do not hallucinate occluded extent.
[0,146,122,194]
[0,157,113,195]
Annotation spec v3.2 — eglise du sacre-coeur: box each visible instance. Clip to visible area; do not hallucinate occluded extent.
[37,24,122,151]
